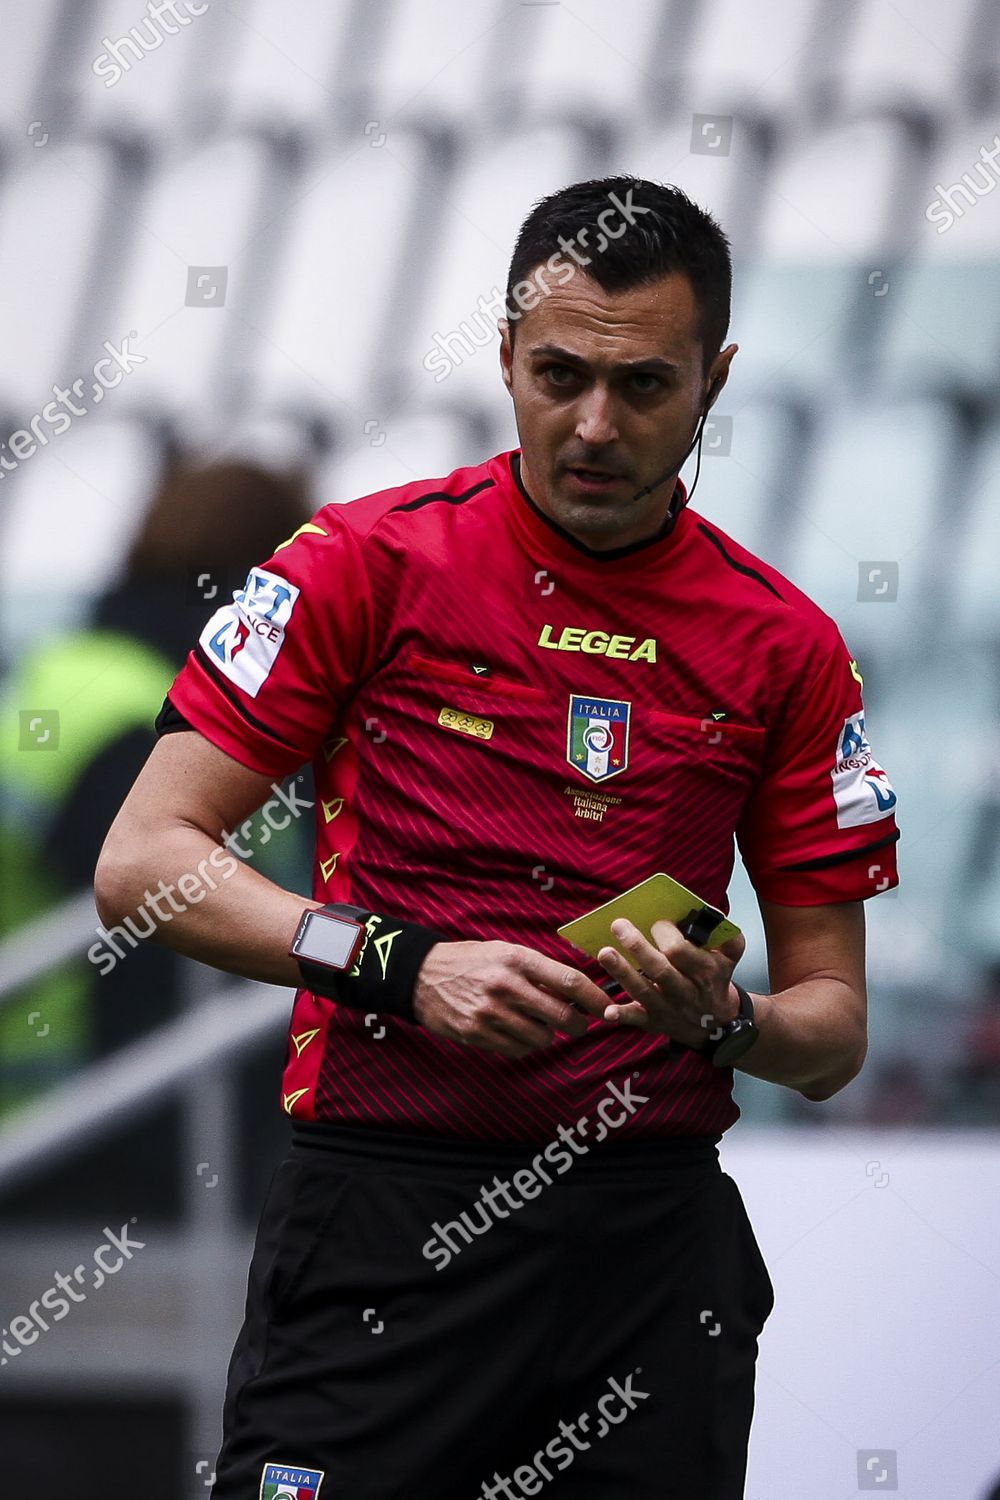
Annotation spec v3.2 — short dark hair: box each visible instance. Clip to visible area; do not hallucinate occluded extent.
[505,176,732,375]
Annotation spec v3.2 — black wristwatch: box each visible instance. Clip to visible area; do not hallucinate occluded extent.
[700,982,759,1067]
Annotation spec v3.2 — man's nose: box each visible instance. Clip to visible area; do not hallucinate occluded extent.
[574,385,619,447]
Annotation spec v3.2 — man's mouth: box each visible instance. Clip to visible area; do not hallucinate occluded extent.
[565,466,624,491]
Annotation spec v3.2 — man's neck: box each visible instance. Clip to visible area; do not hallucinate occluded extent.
[515,451,679,553]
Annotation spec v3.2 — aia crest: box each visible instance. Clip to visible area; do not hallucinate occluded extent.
[567,694,630,782]
[259,1461,325,1499]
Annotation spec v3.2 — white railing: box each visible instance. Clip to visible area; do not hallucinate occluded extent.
[0,889,105,1005]
[0,889,297,1473]
[0,972,292,1190]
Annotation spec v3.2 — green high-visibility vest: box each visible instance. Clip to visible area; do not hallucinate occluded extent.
[2,630,177,819]
[0,630,177,1115]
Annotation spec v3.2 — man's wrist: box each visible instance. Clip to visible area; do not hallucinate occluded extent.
[289,903,449,1025]
[690,982,741,1052]
[696,982,760,1066]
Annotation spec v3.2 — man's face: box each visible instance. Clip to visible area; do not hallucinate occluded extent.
[499,268,736,550]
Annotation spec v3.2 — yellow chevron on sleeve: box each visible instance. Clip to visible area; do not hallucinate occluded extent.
[849,658,864,688]
[282,1088,309,1113]
[291,1028,320,1057]
[274,522,327,552]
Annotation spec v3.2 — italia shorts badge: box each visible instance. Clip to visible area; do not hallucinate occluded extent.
[259,1461,325,1499]
[567,694,630,783]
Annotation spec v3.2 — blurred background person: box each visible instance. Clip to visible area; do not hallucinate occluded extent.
[0,457,312,1207]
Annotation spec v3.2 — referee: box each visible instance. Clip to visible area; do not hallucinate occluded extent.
[96,178,900,1498]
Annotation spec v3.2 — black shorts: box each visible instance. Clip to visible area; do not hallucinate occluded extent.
[211,1122,774,1500]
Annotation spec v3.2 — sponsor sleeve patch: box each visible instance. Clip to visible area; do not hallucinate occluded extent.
[198,567,300,698]
[832,710,897,829]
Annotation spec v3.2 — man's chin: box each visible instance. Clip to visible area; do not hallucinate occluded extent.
[551,495,639,545]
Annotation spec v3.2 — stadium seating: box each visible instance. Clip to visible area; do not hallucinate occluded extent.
[949,417,1000,641]
[871,641,997,966]
[678,0,830,118]
[781,395,958,664]
[217,0,360,133]
[101,132,278,421]
[364,0,513,133]
[249,126,434,424]
[502,0,670,127]
[0,0,66,135]
[880,113,1000,394]
[0,415,166,654]
[0,140,121,415]
[610,114,765,258]
[394,122,592,411]
[681,395,806,564]
[66,0,240,138]
[729,115,924,399]
[316,406,487,503]
[822,0,988,119]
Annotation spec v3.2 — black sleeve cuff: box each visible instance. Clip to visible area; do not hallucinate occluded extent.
[154,696,194,736]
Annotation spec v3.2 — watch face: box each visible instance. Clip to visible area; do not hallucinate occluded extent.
[295,912,364,970]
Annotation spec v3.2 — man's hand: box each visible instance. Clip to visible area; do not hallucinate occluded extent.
[595,918,746,1048]
[413,940,613,1060]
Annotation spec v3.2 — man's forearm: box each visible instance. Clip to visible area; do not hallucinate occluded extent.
[729,979,867,1101]
[94,823,320,986]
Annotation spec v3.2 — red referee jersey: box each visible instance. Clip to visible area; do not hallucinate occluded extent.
[165,448,900,1142]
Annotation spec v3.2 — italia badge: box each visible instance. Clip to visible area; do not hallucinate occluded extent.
[259,1462,325,1499]
[567,695,630,783]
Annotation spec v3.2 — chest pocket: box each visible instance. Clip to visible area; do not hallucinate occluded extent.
[642,707,768,804]
[406,650,547,708]
[390,648,550,769]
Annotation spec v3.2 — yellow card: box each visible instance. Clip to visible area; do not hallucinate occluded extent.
[557,872,741,967]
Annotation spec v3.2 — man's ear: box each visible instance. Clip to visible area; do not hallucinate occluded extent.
[705,342,738,410]
[499,320,513,394]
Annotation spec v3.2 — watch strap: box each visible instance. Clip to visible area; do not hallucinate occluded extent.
[292,902,448,1025]
[701,982,758,1066]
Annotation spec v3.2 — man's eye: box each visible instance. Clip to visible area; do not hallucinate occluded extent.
[630,373,663,393]
[543,364,578,386]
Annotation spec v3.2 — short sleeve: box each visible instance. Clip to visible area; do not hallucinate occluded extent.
[165,511,373,777]
[736,628,900,905]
